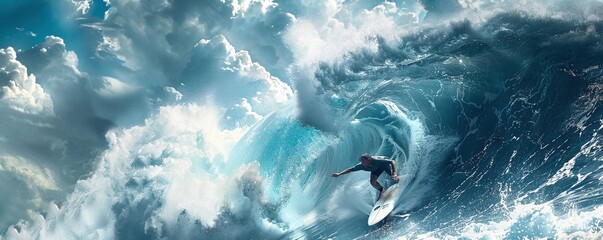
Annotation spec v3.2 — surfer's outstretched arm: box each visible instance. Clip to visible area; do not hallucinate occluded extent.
[331,168,353,177]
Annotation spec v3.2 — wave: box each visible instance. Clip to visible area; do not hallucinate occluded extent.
[281,9,603,239]
[4,3,603,240]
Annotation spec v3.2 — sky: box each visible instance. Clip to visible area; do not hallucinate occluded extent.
[2,0,598,239]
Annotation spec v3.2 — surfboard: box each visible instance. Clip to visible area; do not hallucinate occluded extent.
[368,183,401,226]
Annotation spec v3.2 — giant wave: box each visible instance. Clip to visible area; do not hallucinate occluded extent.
[3,1,603,239]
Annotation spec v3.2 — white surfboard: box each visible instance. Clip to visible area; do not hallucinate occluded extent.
[368,183,401,226]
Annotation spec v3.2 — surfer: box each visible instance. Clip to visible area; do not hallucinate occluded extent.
[331,154,398,196]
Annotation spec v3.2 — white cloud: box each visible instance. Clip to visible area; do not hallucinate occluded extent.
[23,36,82,81]
[283,2,409,67]
[219,37,293,105]
[0,155,59,191]
[190,35,293,124]
[163,86,183,101]
[70,0,92,14]
[0,35,126,234]
[0,47,54,115]
[92,0,294,89]
[225,0,278,16]
[94,0,231,81]
[224,98,262,127]
[96,35,131,68]
[96,76,138,97]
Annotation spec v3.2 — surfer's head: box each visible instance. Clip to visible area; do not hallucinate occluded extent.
[359,153,372,167]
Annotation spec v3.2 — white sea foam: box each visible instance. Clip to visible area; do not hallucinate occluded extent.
[2,104,287,239]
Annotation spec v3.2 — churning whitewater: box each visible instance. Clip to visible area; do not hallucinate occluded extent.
[1,0,603,239]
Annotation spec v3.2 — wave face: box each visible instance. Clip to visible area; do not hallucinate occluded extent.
[3,1,603,240]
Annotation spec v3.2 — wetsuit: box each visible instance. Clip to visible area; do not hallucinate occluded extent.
[349,159,392,177]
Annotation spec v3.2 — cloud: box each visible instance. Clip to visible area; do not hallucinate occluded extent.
[223,3,296,81]
[96,76,139,97]
[0,47,53,115]
[223,98,262,128]
[180,35,293,126]
[91,0,296,89]
[94,0,234,83]
[217,36,293,106]
[0,154,60,232]
[0,36,114,232]
[163,86,183,102]
[283,1,423,67]
[225,0,278,17]
[83,0,295,128]
[17,36,82,87]
[0,155,58,191]
[19,35,150,127]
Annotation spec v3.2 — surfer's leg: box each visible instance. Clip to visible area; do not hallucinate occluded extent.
[371,168,385,189]
[370,174,383,192]
[370,174,384,200]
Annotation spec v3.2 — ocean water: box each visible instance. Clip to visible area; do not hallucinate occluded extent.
[2,0,603,239]
[283,11,603,238]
